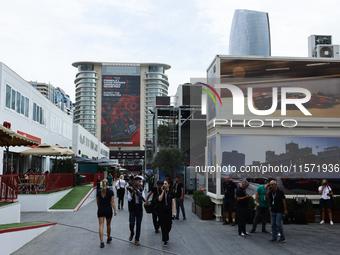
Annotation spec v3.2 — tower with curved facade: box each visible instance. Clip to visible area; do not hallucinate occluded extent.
[72,61,170,153]
[229,9,271,56]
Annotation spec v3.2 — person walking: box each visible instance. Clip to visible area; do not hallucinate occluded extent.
[222,175,238,226]
[319,179,334,225]
[107,172,113,189]
[145,180,163,233]
[115,175,127,210]
[158,180,176,246]
[128,176,145,246]
[266,180,288,243]
[97,179,117,248]
[250,180,270,233]
[174,176,186,220]
[236,181,251,238]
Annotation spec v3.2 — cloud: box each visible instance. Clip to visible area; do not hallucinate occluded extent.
[1,0,340,101]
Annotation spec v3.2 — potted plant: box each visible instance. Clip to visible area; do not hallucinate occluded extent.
[284,198,297,224]
[195,194,213,220]
[192,190,204,214]
[247,196,256,224]
[329,196,340,223]
[301,198,315,223]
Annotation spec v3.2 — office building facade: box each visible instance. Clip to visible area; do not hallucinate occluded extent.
[229,9,271,56]
[72,62,170,152]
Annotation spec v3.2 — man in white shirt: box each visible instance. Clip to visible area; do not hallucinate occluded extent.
[115,175,127,210]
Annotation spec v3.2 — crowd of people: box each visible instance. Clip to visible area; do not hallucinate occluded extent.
[222,176,335,244]
[95,173,335,248]
[96,173,186,248]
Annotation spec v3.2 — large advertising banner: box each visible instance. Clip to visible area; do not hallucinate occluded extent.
[101,75,140,147]
[219,135,340,195]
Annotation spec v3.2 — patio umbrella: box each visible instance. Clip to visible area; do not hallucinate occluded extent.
[74,156,98,164]
[0,124,40,174]
[20,144,73,156]
[51,145,75,157]
[95,157,117,166]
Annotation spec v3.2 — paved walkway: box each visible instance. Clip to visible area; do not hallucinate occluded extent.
[14,191,340,255]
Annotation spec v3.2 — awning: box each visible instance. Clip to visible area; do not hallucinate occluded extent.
[0,125,40,147]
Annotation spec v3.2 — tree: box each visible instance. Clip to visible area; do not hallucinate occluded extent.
[152,147,185,178]
[157,124,171,147]
[51,158,76,174]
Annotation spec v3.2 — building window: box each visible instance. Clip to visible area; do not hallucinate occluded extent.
[25,98,29,117]
[51,114,62,134]
[63,123,72,139]
[16,92,21,113]
[5,84,29,118]
[149,66,165,73]
[20,95,25,114]
[33,102,46,126]
[11,90,16,110]
[5,85,11,108]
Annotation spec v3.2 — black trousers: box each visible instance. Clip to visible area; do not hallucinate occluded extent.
[175,197,186,219]
[237,206,247,235]
[129,205,143,241]
[159,206,172,242]
[117,188,125,207]
[252,206,268,231]
[152,210,160,231]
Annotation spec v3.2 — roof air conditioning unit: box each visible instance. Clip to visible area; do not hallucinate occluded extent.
[315,44,339,58]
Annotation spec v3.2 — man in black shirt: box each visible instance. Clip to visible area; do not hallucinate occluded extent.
[174,176,186,220]
[222,176,238,226]
[265,180,288,243]
[236,181,251,238]
[145,180,163,233]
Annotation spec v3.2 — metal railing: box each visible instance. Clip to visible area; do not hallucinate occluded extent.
[0,174,19,203]
[18,173,73,194]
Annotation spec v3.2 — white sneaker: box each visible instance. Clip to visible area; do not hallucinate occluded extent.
[320,220,325,224]
[330,221,334,225]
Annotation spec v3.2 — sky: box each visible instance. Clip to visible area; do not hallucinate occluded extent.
[1,0,340,102]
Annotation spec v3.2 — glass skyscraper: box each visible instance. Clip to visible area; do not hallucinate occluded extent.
[229,9,271,56]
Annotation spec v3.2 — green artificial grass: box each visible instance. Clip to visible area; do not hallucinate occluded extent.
[49,185,93,209]
[0,202,17,208]
[0,222,46,230]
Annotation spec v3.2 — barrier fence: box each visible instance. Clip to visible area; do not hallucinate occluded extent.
[0,174,19,203]
[1,173,106,203]
[17,173,73,194]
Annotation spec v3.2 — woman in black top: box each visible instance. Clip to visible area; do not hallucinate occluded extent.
[158,180,176,247]
[97,179,117,248]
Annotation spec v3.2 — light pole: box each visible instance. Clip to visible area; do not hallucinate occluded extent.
[143,144,147,174]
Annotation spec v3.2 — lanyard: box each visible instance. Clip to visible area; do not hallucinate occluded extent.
[272,192,276,205]
[165,190,168,205]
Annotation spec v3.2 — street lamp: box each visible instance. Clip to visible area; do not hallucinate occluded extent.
[143,144,147,174]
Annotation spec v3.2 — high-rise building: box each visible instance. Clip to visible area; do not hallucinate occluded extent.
[55,87,74,118]
[229,9,271,56]
[28,81,73,118]
[28,81,55,103]
[72,61,170,152]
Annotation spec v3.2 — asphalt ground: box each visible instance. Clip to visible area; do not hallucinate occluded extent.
[13,190,340,255]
